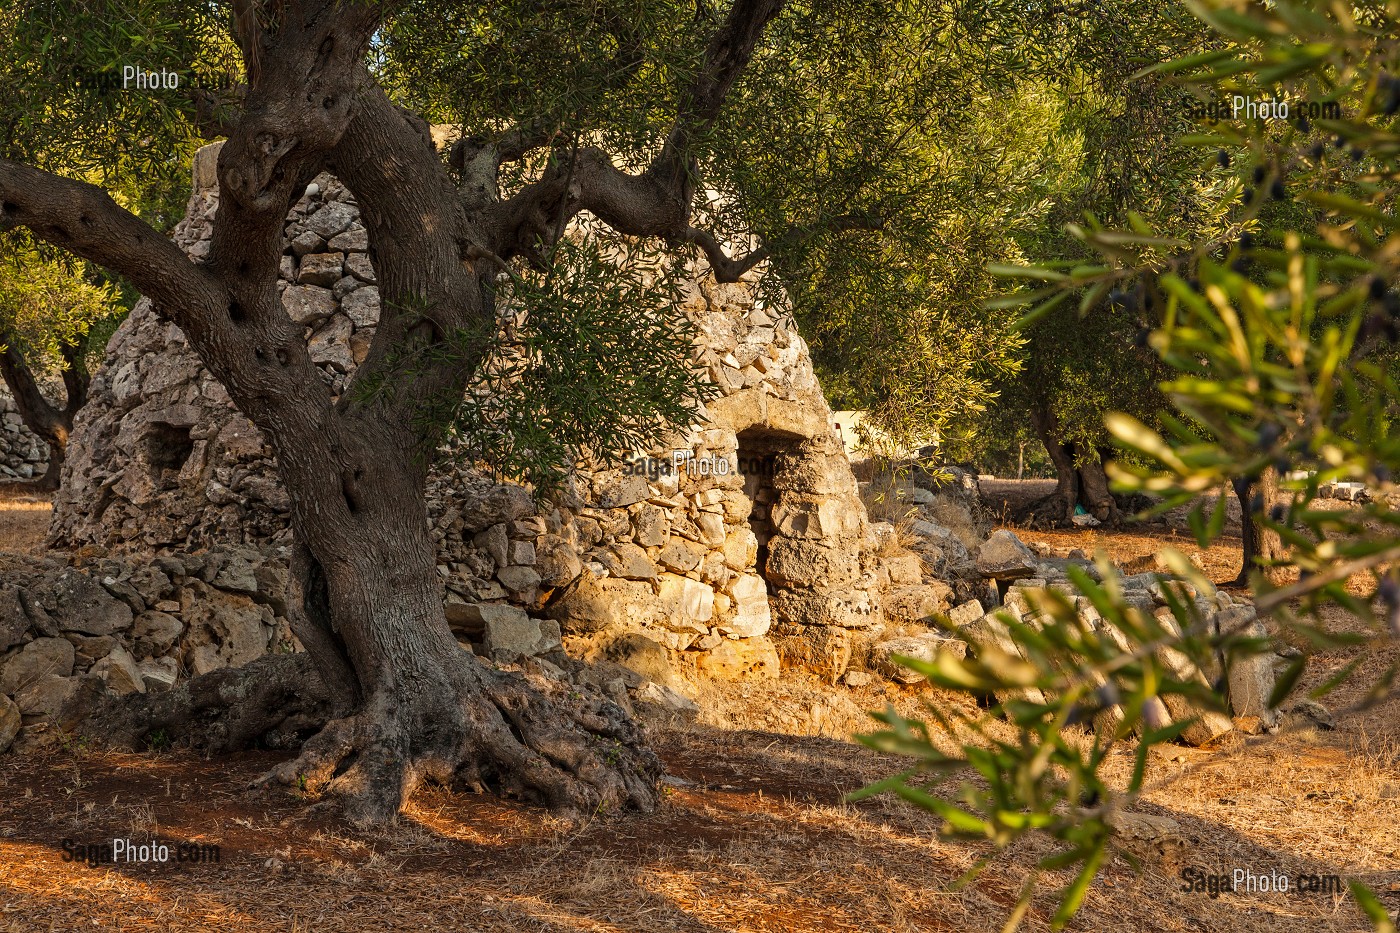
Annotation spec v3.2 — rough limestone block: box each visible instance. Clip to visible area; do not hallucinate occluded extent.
[604,633,678,688]
[958,612,1047,706]
[445,601,528,639]
[631,681,700,721]
[598,475,650,509]
[473,523,509,569]
[698,636,780,680]
[341,285,380,327]
[496,565,542,595]
[600,543,656,581]
[0,693,19,753]
[871,633,966,685]
[695,513,726,548]
[721,527,758,571]
[290,230,325,256]
[722,573,771,637]
[308,314,354,372]
[483,614,560,661]
[1226,620,1280,728]
[281,284,337,326]
[298,252,344,287]
[946,599,984,628]
[630,504,669,547]
[65,633,115,668]
[770,495,863,540]
[0,584,28,652]
[884,551,924,586]
[307,201,356,239]
[328,226,369,251]
[91,646,146,696]
[32,568,134,637]
[1,638,75,696]
[657,573,714,634]
[764,538,862,589]
[345,252,377,284]
[658,538,706,573]
[976,530,1039,581]
[547,574,660,635]
[14,673,79,718]
[138,657,178,694]
[883,582,953,624]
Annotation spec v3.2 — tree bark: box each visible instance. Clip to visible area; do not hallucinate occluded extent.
[1075,447,1121,523]
[1031,399,1078,525]
[1231,469,1289,587]
[0,325,87,492]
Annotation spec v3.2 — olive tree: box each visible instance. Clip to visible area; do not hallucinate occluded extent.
[0,0,984,825]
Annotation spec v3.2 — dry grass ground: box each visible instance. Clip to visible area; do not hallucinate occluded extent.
[1,486,1397,931]
[0,484,51,555]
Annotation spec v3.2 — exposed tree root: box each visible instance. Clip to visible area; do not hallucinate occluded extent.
[78,651,661,827]
[252,659,660,827]
[77,653,334,753]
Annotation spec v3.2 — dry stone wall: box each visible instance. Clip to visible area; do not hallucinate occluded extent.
[0,388,49,481]
[0,546,292,754]
[51,141,956,684]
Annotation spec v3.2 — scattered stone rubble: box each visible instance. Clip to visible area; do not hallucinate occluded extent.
[857,530,1295,746]
[0,388,49,481]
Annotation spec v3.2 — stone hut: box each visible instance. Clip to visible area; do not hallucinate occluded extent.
[50,142,952,682]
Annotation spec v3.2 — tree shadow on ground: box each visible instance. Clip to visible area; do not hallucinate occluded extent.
[2,717,1394,932]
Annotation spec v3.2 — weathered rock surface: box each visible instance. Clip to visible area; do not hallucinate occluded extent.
[0,693,19,753]
[976,530,1039,581]
[696,636,781,680]
[0,386,50,480]
[604,633,679,688]
[483,614,562,663]
[1,637,75,696]
[631,681,700,722]
[871,634,967,685]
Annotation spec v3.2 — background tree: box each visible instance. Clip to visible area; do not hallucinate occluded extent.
[0,247,124,489]
[959,1,1234,525]
[0,0,205,490]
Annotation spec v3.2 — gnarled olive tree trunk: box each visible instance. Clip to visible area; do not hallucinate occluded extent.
[1028,399,1121,526]
[1,0,791,825]
[1231,469,1289,587]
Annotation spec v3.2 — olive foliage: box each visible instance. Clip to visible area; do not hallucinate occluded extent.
[863,2,1400,930]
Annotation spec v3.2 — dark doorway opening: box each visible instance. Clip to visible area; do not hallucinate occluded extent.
[736,429,787,581]
[144,422,195,482]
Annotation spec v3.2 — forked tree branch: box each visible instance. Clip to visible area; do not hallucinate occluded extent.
[678,212,883,282]
[491,0,815,280]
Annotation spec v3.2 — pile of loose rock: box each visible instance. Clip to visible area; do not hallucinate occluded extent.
[0,389,48,481]
[860,528,1292,744]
